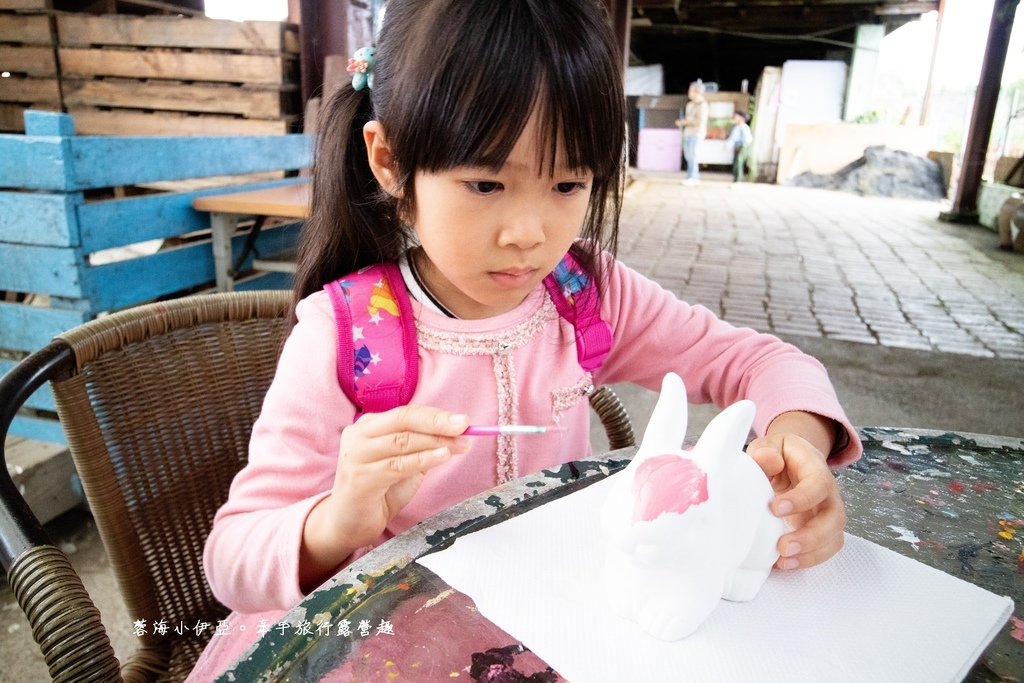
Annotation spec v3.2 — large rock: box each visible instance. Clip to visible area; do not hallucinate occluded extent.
[787,146,946,200]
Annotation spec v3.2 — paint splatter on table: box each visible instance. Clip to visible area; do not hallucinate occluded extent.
[838,428,1023,682]
[284,562,563,682]
[217,429,1022,682]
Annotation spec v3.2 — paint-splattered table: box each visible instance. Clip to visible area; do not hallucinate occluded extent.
[216,428,1023,682]
[837,428,1023,682]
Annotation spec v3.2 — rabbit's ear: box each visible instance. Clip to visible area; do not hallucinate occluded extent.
[633,373,688,467]
[691,399,756,470]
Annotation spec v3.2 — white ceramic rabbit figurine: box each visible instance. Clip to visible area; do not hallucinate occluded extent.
[600,372,787,641]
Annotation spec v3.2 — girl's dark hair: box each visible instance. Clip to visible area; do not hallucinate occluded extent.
[291,0,626,325]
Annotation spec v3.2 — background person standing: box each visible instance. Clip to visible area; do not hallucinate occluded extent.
[676,80,709,185]
[727,111,753,182]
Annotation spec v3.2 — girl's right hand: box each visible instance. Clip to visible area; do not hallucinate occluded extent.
[300,406,470,589]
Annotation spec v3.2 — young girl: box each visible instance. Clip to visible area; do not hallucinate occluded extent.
[192,0,861,676]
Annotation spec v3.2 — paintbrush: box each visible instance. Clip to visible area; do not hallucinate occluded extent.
[462,425,550,436]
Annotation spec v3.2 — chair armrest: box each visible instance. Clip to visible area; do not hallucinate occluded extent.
[8,545,123,681]
[0,341,74,568]
[0,341,124,681]
[589,386,636,451]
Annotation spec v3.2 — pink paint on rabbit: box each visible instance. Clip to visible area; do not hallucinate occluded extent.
[632,454,708,523]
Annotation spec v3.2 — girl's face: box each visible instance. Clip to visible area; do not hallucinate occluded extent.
[409,111,593,320]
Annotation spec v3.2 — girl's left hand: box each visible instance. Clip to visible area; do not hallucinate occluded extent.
[745,433,847,570]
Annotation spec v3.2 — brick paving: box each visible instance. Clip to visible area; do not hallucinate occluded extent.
[617,175,1024,361]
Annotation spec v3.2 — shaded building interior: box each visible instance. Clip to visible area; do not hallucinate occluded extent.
[628,0,935,94]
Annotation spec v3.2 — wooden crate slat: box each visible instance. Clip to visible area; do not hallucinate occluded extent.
[0,103,24,131]
[0,358,56,410]
[59,47,294,85]
[232,270,291,291]
[62,78,292,118]
[0,302,87,353]
[0,243,83,296]
[1,113,310,190]
[0,105,62,133]
[282,26,299,54]
[78,176,304,253]
[0,130,70,190]
[86,241,213,311]
[8,415,65,445]
[0,191,78,246]
[66,132,309,185]
[0,76,61,104]
[0,104,20,129]
[0,14,53,44]
[68,107,293,137]
[85,221,300,311]
[2,45,58,77]
[0,0,51,10]
[57,14,297,53]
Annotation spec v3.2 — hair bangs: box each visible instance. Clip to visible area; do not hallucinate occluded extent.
[384,0,622,181]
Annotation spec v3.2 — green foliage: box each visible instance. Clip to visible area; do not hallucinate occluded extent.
[853,110,881,124]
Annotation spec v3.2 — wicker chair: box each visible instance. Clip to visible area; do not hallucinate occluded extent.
[0,290,634,682]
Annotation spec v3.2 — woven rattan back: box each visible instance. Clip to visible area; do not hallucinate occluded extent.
[50,291,289,681]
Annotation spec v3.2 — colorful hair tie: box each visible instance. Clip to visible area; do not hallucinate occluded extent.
[347,46,376,91]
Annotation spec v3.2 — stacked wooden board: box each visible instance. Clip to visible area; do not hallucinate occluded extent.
[0,9,301,134]
[0,1,62,132]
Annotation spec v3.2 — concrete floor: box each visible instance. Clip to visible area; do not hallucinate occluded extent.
[3,173,1024,680]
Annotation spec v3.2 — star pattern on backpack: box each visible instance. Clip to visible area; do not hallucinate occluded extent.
[552,260,588,306]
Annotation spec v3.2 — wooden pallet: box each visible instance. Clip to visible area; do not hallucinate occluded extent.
[0,102,61,131]
[0,11,51,39]
[54,14,301,135]
[0,9,59,132]
[1,110,311,444]
[62,78,298,119]
[0,0,52,10]
[60,48,297,84]
[0,77,61,104]
[68,106,294,136]
[53,0,204,15]
[57,14,299,52]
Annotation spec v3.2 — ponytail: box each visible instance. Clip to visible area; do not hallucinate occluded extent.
[289,85,407,327]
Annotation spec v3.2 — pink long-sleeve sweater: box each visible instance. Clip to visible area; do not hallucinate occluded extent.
[188,257,861,679]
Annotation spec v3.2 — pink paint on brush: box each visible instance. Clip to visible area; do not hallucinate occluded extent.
[632,453,709,523]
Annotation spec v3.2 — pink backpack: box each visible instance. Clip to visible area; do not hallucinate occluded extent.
[324,253,612,417]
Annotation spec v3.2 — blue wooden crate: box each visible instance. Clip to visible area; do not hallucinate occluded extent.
[1,110,312,442]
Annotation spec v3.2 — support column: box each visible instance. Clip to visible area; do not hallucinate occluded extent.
[920,0,947,125]
[941,0,1020,224]
[605,0,632,74]
[294,0,349,104]
[843,24,885,121]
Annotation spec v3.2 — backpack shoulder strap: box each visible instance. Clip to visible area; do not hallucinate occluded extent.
[325,261,419,416]
[543,253,612,372]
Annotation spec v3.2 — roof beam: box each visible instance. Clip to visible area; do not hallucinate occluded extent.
[634,2,936,33]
